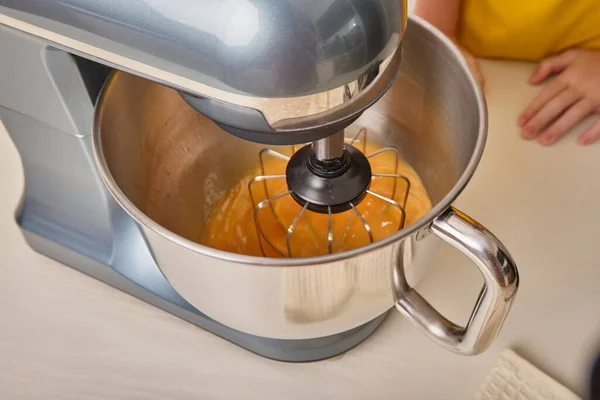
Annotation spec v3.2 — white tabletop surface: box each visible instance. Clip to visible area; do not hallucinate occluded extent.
[1,60,600,400]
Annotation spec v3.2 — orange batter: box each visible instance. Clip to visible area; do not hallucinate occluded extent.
[201,141,432,258]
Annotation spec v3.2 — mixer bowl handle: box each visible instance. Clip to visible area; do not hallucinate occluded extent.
[394,207,519,355]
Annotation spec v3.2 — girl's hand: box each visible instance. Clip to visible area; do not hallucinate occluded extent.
[518,49,600,145]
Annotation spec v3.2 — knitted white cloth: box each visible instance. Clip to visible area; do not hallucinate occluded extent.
[474,349,580,400]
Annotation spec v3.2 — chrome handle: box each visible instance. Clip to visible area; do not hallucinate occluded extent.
[394,207,519,355]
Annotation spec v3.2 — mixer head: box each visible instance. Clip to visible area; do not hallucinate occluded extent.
[249,129,411,257]
[178,0,406,146]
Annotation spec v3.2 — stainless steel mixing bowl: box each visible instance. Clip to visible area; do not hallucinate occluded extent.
[93,16,518,355]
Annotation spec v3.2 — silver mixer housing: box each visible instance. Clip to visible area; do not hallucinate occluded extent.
[0,1,518,361]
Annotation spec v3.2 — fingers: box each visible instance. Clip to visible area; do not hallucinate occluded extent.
[529,49,580,84]
[578,120,600,145]
[537,99,596,145]
[518,78,569,127]
[520,87,582,139]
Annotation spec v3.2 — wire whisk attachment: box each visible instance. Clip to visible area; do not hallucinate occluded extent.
[248,128,411,258]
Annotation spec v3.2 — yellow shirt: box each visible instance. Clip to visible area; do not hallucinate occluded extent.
[459,0,600,61]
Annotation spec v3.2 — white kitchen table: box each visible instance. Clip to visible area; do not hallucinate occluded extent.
[1,59,599,400]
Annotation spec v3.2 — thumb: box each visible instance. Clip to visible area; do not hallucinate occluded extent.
[529,49,580,85]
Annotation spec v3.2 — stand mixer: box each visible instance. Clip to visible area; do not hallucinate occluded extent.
[0,1,519,361]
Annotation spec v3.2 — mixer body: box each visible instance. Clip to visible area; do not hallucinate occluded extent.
[0,0,519,359]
